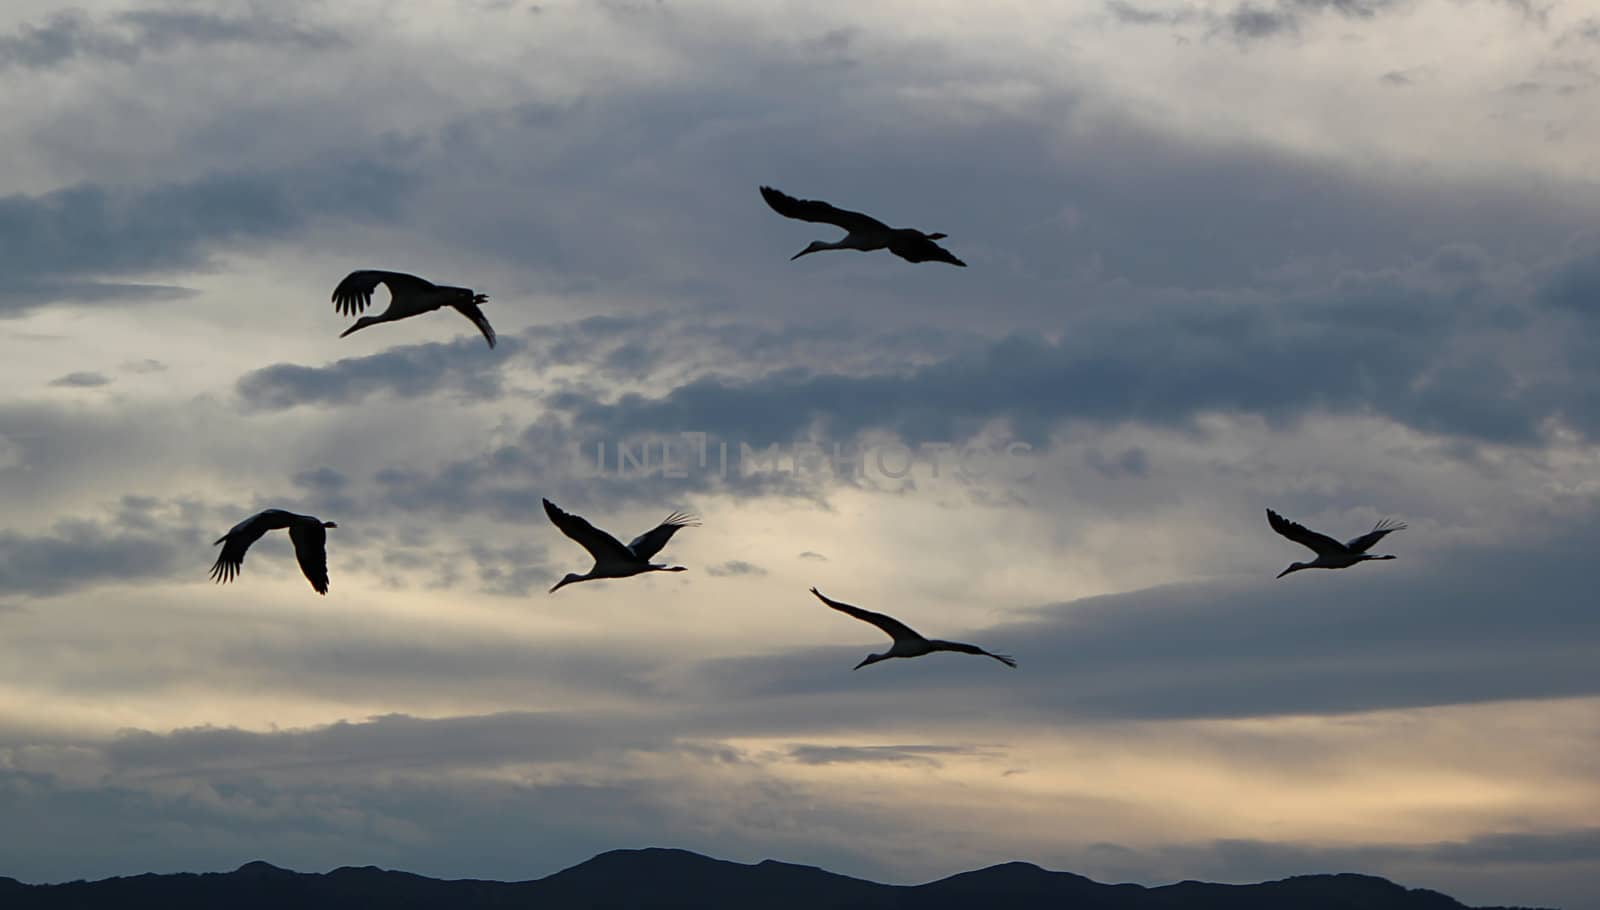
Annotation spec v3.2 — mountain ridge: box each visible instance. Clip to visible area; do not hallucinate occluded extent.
[0,846,1555,909]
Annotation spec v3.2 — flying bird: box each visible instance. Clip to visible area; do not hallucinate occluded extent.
[759,185,967,267]
[810,587,1016,670]
[210,509,337,594]
[331,270,496,348]
[544,498,699,593]
[1267,508,1407,579]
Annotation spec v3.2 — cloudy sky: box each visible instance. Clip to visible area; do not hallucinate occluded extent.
[2,0,1598,907]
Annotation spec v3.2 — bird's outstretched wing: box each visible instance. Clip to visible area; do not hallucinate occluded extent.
[933,640,1018,668]
[810,587,923,643]
[543,499,636,564]
[893,235,966,267]
[450,297,496,349]
[209,509,293,584]
[627,511,700,561]
[760,186,891,235]
[1345,518,1407,553]
[287,519,331,595]
[1266,509,1348,556]
[331,270,434,317]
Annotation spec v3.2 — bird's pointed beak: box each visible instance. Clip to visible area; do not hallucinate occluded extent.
[474,293,489,304]
[549,578,569,594]
[852,656,872,670]
[1276,565,1297,579]
[339,324,360,338]
[790,249,809,261]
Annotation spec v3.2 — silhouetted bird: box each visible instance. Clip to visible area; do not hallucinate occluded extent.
[1267,508,1407,579]
[544,499,699,593]
[810,587,1016,669]
[759,185,966,266]
[331,270,495,347]
[210,509,337,594]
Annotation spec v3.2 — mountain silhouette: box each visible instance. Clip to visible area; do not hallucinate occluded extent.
[0,847,1553,909]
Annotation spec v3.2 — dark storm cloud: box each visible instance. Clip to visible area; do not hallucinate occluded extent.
[47,371,111,388]
[0,7,342,71]
[0,157,415,314]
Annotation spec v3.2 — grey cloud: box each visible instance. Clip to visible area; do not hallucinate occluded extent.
[0,7,342,71]
[243,243,1600,533]
[120,358,167,374]
[1427,828,1600,866]
[528,243,1600,449]
[463,540,553,596]
[798,552,828,562]
[1226,4,1296,37]
[0,516,198,598]
[1558,17,1600,46]
[1538,248,1600,317]
[1104,1,1201,25]
[785,744,977,766]
[706,560,768,577]
[235,337,519,412]
[0,157,415,314]
[48,371,111,388]
[1084,833,1593,909]
[0,724,897,889]
[1109,0,1401,40]
[682,516,1600,728]
[1224,0,1402,38]
[104,711,672,772]
[1084,447,1149,478]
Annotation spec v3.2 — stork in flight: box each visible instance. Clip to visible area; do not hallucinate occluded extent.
[810,587,1016,670]
[543,498,699,593]
[1267,509,1407,578]
[210,509,337,594]
[759,185,967,267]
[331,270,496,348]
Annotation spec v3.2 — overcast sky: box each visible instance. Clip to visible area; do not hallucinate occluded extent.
[1,1,1598,907]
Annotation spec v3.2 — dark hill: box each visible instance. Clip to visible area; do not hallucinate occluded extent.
[0,847,1553,909]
